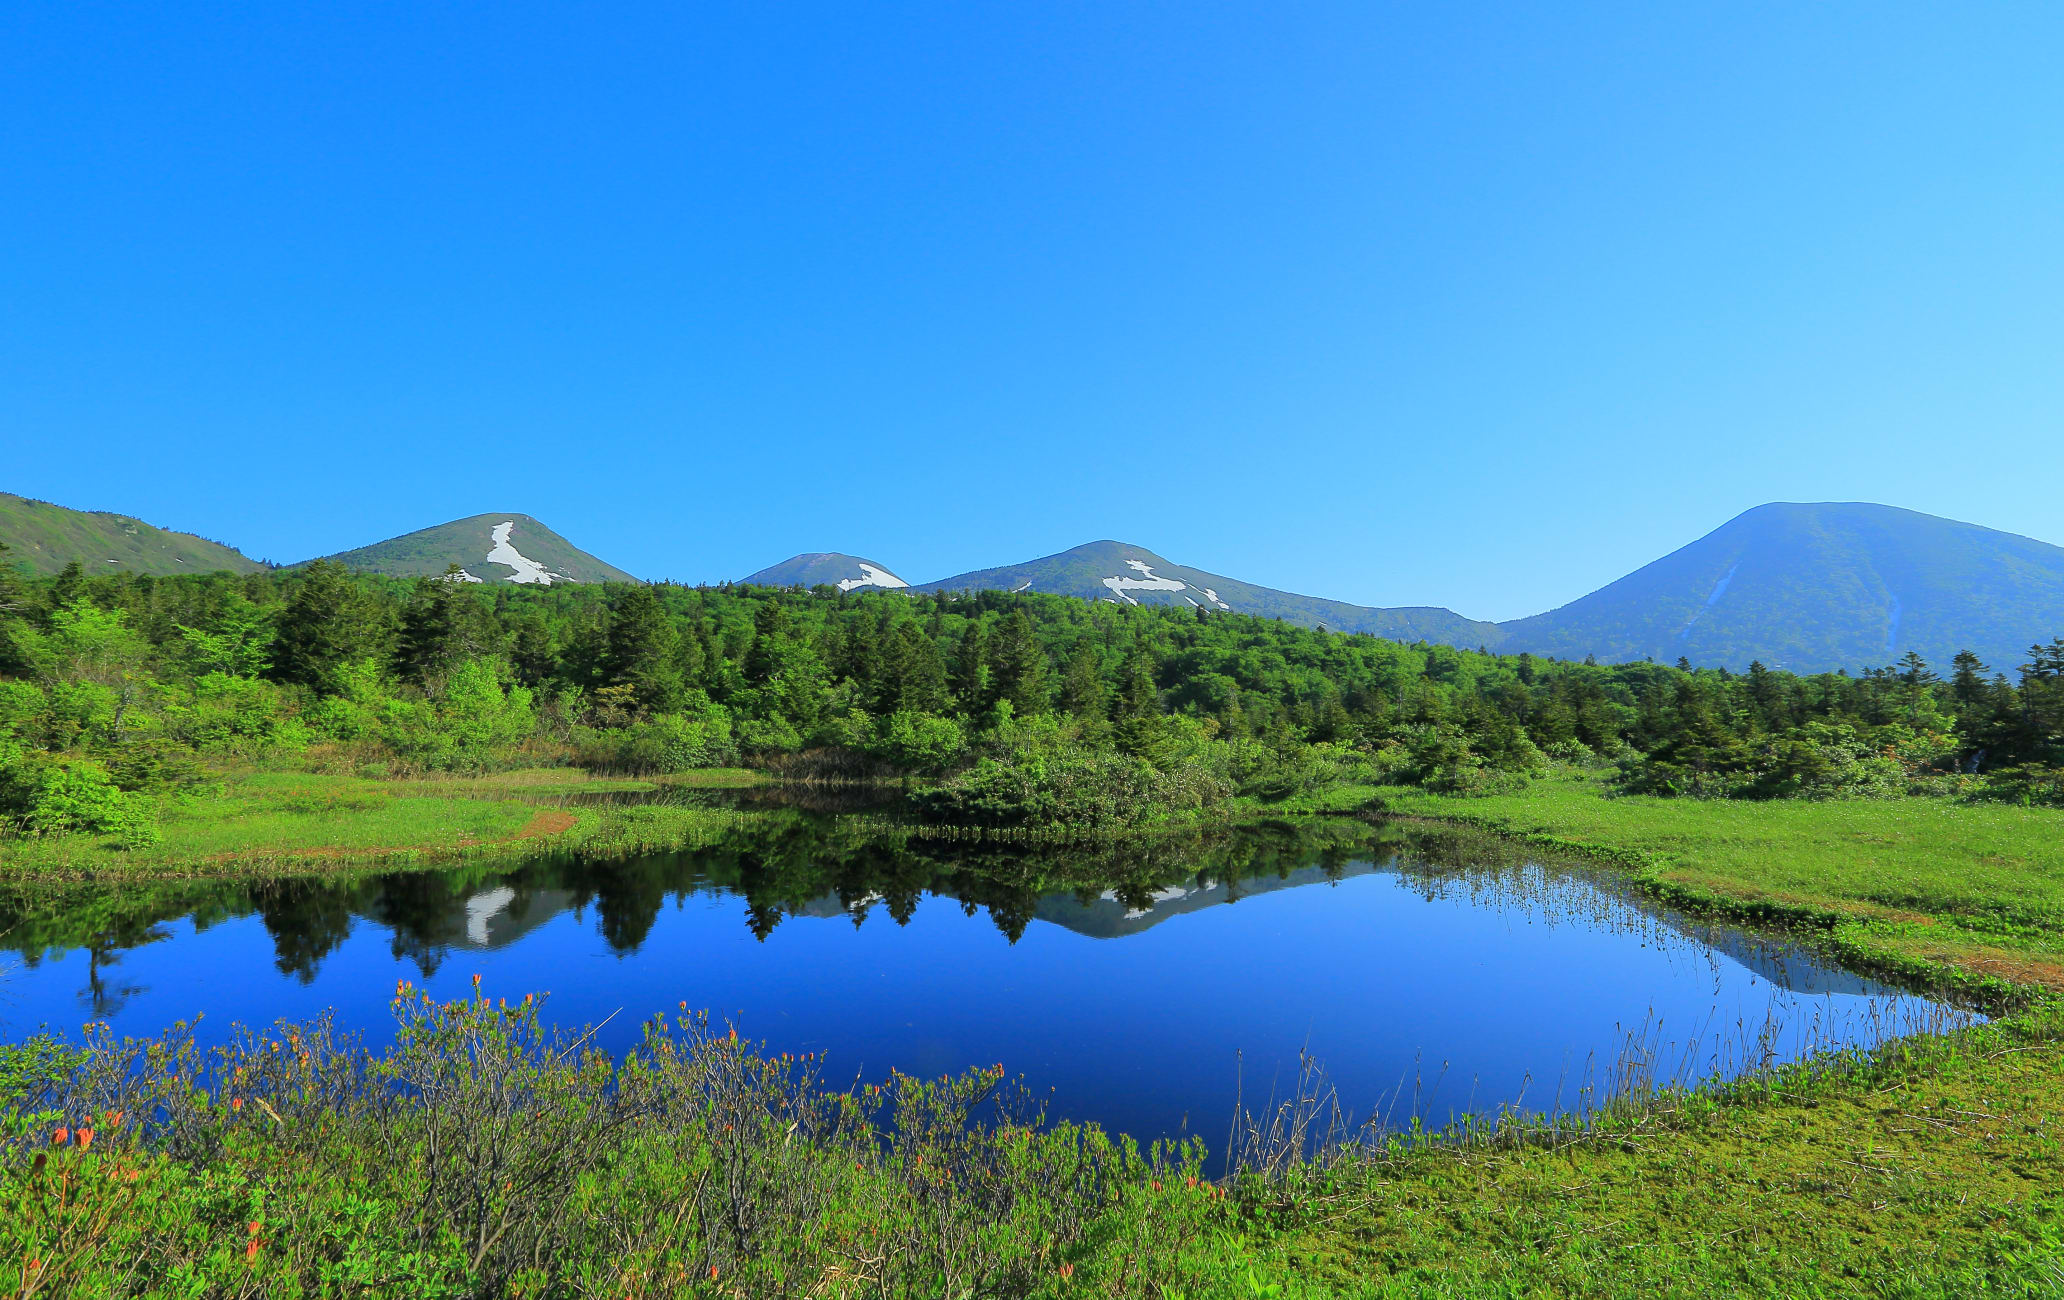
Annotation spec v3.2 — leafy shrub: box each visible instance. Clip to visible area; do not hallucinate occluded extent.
[606,706,738,773]
[383,659,536,772]
[166,672,302,753]
[733,715,803,757]
[914,744,1231,830]
[868,710,966,775]
[0,747,159,846]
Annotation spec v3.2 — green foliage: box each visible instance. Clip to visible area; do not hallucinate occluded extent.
[0,744,159,846]
[0,560,2058,857]
[868,709,966,774]
[595,701,739,773]
[382,659,536,772]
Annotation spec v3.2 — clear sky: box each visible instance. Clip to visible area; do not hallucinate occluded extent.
[4,4,2060,620]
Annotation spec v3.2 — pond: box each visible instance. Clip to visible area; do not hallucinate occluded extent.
[0,815,1973,1145]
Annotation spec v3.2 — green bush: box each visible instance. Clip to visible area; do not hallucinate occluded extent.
[868,710,965,775]
[0,748,159,846]
[382,659,536,772]
[607,706,739,773]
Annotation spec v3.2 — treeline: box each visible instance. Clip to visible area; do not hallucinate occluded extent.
[1,551,2060,841]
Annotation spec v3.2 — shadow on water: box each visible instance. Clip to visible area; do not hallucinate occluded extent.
[0,805,1981,1144]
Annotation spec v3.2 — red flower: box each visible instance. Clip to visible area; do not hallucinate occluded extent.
[76,1128,94,1151]
[51,1127,68,1146]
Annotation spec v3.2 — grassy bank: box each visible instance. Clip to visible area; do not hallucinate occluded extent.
[5,987,2059,1298]
[0,766,771,882]
[1378,772,2064,997]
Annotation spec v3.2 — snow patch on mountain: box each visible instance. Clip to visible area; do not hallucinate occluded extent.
[1200,587,1230,610]
[1677,562,1740,639]
[486,521,561,585]
[1102,560,1189,605]
[836,563,908,592]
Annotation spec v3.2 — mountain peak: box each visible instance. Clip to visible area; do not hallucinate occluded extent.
[1501,502,2064,672]
[310,514,637,584]
[741,553,910,592]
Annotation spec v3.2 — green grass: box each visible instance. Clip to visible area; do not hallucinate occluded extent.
[1230,1014,2064,1297]
[1378,772,2064,995]
[0,766,770,881]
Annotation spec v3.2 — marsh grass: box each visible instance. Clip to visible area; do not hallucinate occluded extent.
[4,988,2059,1297]
[3,984,1212,1298]
[1379,772,2064,996]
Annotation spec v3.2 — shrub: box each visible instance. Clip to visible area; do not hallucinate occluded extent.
[383,659,536,772]
[869,710,965,775]
[608,708,738,773]
[0,750,159,846]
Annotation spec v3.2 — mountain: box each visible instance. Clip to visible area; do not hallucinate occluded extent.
[915,541,1501,645]
[1498,503,2064,674]
[0,491,267,577]
[311,514,638,585]
[741,553,910,592]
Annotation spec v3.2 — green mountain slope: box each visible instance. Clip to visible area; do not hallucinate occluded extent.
[1497,502,2064,673]
[0,491,267,576]
[916,541,1503,646]
[311,514,638,585]
[741,553,910,591]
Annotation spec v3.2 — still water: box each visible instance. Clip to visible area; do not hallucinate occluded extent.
[0,818,1970,1142]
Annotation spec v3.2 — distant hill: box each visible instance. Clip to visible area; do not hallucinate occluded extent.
[310,514,638,585]
[741,553,910,592]
[1498,503,2064,673]
[915,541,1502,646]
[0,491,267,577]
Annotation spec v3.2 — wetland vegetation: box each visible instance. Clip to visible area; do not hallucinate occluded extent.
[3,555,2062,1294]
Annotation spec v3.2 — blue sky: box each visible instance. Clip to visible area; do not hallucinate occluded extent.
[4,4,2060,620]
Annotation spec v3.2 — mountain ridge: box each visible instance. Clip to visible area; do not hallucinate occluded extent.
[0,492,268,577]
[913,540,1504,646]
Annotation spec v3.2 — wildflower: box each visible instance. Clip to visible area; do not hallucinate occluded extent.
[1059,1262,1075,1280]
[246,1238,261,1262]
[105,1110,125,1127]
[708,1265,719,1280]
[51,1127,68,1146]
[678,1000,687,1011]
[76,1128,95,1151]
[1151,1179,1161,1191]
[248,1222,261,1236]
[231,1097,244,1113]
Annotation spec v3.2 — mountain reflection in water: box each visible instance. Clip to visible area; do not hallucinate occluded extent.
[0,816,1968,1141]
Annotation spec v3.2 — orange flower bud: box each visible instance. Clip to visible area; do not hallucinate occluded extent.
[51,1127,68,1146]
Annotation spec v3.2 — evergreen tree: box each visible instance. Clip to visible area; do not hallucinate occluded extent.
[742,601,792,687]
[272,560,379,694]
[395,567,495,686]
[1059,642,1106,718]
[602,588,685,713]
[950,622,987,714]
[985,610,1049,715]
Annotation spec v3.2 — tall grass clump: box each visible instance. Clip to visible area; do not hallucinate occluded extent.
[1,982,1213,1297]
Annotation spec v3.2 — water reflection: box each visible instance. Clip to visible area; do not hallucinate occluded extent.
[0,815,1972,1140]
